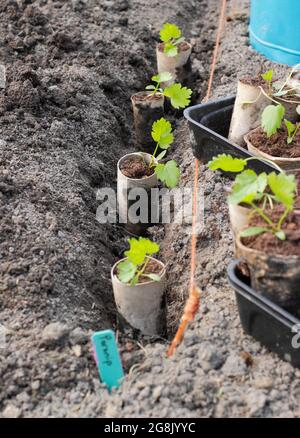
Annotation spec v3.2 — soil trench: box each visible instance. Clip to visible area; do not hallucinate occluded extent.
[1,0,300,419]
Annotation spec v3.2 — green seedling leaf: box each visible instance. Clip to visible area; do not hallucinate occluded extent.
[144,273,161,282]
[156,150,167,161]
[229,170,267,205]
[261,69,273,83]
[155,160,180,188]
[152,71,173,84]
[163,83,192,109]
[151,117,174,149]
[141,238,160,255]
[145,85,156,90]
[208,154,247,172]
[268,172,296,209]
[164,42,178,57]
[125,237,159,266]
[284,119,296,143]
[117,260,137,284]
[275,230,286,240]
[297,105,300,116]
[240,227,269,237]
[160,23,181,43]
[256,172,268,194]
[261,104,285,137]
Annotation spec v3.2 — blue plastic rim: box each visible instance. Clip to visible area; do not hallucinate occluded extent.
[250,0,300,66]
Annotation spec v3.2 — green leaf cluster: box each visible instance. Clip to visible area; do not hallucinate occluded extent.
[208,154,247,172]
[208,154,297,240]
[261,69,273,84]
[145,72,173,94]
[149,118,180,188]
[117,238,160,285]
[159,23,185,57]
[151,118,174,149]
[155,160,180,189]
[163,83,192,109]
[145,73,192,110]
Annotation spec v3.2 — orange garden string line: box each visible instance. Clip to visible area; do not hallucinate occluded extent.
[167,0,227,357]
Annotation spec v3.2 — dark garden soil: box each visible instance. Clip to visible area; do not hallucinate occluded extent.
[1,0,300,420]
[248,127,300,158]
[120,156,154,178]
[242,205,300,256]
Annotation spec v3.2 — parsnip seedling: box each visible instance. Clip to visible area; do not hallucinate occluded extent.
[149,117,180,188]
[145,72,173,95]
[163,83,192,109]
[261,103,300,144]
[145,73,192,109]
[159,23,185,57]
[261,69,273,88]
[284,105,300,144]
[208,154,296,240]
[117,238,160,286]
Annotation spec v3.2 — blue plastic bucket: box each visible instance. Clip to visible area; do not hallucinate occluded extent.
[250,0,300,66]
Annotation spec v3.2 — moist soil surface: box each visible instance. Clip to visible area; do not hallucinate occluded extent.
[1,0,300,419]
[248,126,300,158]
[120,156,154,179]
[242,206,300,256]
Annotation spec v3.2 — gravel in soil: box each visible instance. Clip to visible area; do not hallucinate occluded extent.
[248,127,300,158]
[1,0,300,419]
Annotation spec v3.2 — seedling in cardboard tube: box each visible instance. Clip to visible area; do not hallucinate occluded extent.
[208,154,297,240]
[243,65,300,107]
[159,23,185,57]
[145,72,192,109]
[117,238,161,286]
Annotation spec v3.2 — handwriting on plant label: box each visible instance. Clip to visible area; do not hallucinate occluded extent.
[92,330,124,392]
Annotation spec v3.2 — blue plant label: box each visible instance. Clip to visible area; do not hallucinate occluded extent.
[91,330,124,392]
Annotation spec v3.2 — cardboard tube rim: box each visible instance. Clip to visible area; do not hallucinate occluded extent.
[117,152,157,183]
[236,231,300,260]
[244,127,300,164]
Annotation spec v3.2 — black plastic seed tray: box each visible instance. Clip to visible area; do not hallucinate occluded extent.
[228,259,300,368]
[184,96,279,175]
